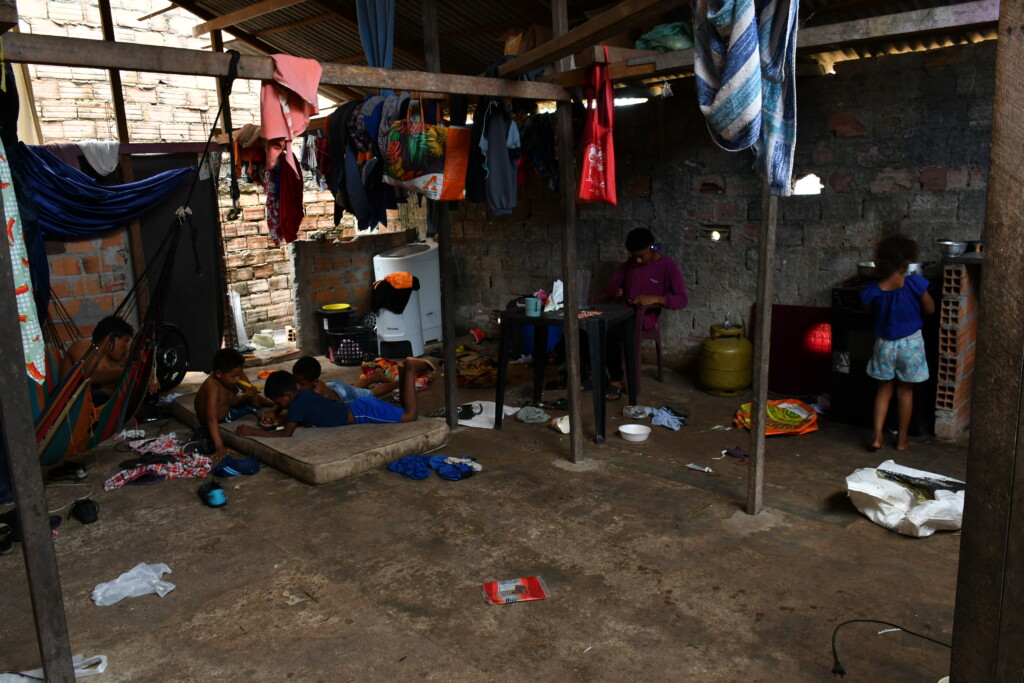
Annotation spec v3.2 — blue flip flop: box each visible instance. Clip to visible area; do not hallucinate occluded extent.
[211,455,261,477]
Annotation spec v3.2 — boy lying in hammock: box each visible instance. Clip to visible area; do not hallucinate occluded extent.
[59,315,156,404]
[195,348,275,459]
[236,357,434,437]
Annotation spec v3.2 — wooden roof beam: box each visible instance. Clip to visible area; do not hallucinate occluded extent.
[256,12,334,37]
[0,0,17,33]
[193,0,309,37]
[1,32,571,100]
[544,0,1000,87]
[636,0,999,73]
[498,0,687,76]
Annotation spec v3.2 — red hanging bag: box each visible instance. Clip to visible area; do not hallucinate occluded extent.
[577,47,617,205]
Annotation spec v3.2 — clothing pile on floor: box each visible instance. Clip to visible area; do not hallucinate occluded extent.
[387,455,481,481]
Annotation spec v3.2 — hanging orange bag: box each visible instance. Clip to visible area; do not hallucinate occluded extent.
[577,46,617,205]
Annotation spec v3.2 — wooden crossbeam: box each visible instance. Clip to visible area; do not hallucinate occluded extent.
[543,0,999,87]
[138,3,177,22]
[497,0,687,76]
[193,0,309,37]
[1,32,571,100]
[631,0,999,74]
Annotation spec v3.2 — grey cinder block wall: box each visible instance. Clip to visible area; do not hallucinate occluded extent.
[445,42,995,369]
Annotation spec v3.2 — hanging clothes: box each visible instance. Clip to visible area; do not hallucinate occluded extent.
[261,54,322,244]
[78,140,120,176]
[693,0,799,196]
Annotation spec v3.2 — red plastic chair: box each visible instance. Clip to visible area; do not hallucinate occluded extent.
[631,304,663,393]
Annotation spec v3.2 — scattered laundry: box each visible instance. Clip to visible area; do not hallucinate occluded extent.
[517,406,550,424]
[714,447,749,464]
[92,562,175,606]
[482,576,549,605]
[105,451,211,491]
[651,407,683,431]
[387,455,481,481]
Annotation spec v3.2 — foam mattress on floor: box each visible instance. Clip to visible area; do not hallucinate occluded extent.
[171,394,449,485]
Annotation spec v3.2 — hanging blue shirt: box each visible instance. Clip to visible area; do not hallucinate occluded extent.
[860,274,929,340]
[286,389,350,428]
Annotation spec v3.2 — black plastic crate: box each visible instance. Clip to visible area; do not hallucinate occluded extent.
[327,326,377,366]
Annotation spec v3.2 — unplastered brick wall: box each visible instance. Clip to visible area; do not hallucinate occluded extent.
[292,228,419,356]
[449,42,995,368]
[217,179,407,336]
[45,233,135,339]
[19,0,264,143]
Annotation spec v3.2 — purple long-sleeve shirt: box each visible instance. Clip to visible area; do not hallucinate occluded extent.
[606,255,688,329]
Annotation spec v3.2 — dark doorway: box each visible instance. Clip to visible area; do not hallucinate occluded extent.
[133,153,224,374]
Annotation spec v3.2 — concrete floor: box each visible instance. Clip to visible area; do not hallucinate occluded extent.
[1,357,965,682]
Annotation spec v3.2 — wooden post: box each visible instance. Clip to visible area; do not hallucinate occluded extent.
[421,0,459,430]
[0,212,75,680]
[98,0,149,321]
[950,1,1024,677]
[211,29,239,350]
[552,0,584,463]
[746,185,777,515]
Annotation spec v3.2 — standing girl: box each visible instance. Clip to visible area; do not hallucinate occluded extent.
[860,235,935,451]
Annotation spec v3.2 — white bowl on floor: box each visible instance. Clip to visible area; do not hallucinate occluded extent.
[619,424,651,442]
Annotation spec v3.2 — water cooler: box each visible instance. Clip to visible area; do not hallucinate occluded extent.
[373,241,442,343]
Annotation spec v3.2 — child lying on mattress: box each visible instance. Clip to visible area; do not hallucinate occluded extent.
[195,348,275,458]
[235,357,434,437]
[291,355,399,402]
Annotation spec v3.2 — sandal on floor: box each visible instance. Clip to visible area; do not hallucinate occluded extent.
[604,385,623,401]
[48,462,87,482]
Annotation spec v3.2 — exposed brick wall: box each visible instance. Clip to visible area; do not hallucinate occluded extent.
[292,229,419,356]
[448,43,996,368]
[21,0,409,339]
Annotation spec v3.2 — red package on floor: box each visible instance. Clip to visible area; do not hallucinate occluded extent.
[482,576,550,605]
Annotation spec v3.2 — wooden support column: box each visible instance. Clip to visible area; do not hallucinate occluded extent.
[98,0,149,321]
[421,0,459,431]
[0,220,75,680]
[951,1,1024,677]
[552,0,584,463]
[211,29,238,350]
[746,185,777,515]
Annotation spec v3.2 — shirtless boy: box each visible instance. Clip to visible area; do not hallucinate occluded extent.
[59,316,135,404]
[194,348,274,459]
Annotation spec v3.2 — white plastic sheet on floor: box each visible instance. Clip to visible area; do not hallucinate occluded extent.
[846,459,965,538]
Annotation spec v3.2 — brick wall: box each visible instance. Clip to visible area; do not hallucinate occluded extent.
[21,0,408,338]
[292,228,419,356]
[448,43,996,368]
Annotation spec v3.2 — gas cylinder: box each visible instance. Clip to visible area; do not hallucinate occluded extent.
[699,324,753,397]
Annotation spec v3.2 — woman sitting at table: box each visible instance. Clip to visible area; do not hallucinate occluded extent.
[601,228,688,400]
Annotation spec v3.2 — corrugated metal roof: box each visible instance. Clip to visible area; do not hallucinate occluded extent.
[189,0,999,102]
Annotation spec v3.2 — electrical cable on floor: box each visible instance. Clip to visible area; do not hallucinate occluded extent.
[831,619,951,678]
[43,483,94,515]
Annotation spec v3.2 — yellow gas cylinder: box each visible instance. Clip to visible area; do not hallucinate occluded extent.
[699,324,753,397]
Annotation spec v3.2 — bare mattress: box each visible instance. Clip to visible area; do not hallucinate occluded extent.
[170,394,450,485]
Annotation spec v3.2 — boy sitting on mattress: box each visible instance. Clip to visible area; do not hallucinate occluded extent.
[236,357,434,437]
[195,348,275,458]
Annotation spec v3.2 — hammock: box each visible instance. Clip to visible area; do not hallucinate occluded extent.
[25,52,243,465]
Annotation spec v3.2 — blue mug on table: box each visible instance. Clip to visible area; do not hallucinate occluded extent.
[524,297,542,317]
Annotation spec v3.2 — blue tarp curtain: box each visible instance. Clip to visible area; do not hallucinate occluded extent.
[356,0,395,70]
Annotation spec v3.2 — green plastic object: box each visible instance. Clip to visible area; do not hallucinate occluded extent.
[635,21,694,52]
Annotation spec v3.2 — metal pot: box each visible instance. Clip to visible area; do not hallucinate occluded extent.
[857,261,877,277]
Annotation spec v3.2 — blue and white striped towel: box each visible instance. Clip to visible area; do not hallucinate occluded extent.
[694,0,800,197]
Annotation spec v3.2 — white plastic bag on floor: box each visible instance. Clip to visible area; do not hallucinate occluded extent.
[92,562,175,606]
[0,654,107,681]
[846,460,965,538]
